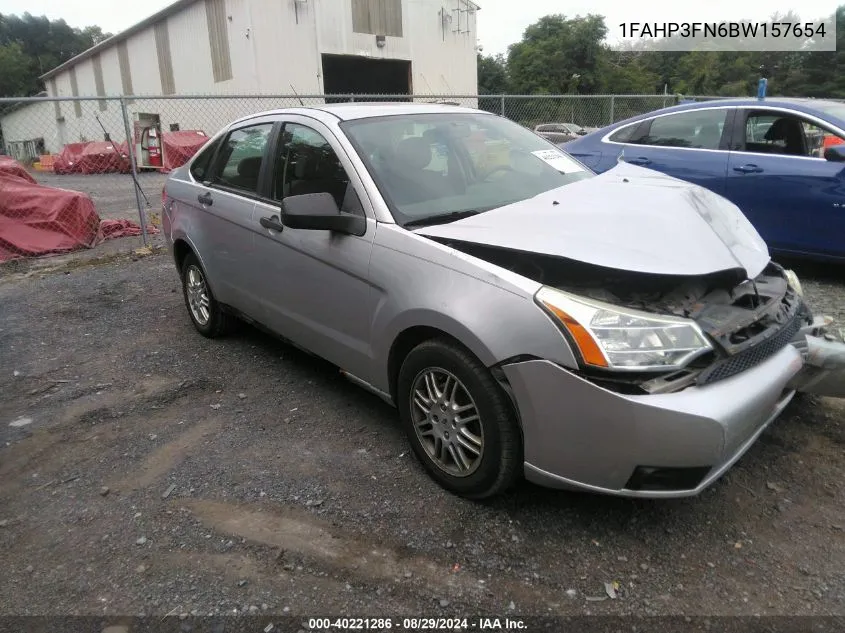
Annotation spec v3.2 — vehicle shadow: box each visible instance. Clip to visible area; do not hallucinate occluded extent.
[220,314,835,540]
[775,255,845,282]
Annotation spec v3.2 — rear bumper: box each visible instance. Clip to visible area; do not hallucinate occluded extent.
[502,344,804,498]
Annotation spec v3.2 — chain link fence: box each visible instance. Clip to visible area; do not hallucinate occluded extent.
[0,92,693,263]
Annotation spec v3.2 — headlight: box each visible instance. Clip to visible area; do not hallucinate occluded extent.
[535,286,713,371]
[784,269,803,297]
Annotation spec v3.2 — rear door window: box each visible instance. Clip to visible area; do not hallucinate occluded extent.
[635,109,729,149]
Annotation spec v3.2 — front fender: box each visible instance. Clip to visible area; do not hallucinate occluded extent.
[367,228,580,393]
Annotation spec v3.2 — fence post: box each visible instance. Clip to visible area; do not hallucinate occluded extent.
[609,95,615,125]
[500,95,506,117]
[119,96,149,248]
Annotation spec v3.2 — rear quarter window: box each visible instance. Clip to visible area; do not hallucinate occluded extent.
[608,124,639,143]
[189,138,220,182]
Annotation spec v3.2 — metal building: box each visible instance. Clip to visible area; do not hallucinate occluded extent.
[2,0,480,157]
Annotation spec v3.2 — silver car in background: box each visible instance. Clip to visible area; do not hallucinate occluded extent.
[162,103,845,500]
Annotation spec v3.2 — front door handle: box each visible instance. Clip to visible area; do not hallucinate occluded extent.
[626,156,652,166]
[733,164,763,173]
[197,192,213,206]
[260,215,284,232]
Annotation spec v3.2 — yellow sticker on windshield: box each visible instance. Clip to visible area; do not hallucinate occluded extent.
[475,141,510,172]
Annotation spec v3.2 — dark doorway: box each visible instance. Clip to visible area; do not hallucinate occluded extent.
[321,54,411,103]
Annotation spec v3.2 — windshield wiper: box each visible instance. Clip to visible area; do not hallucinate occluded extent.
[403,210,482,228]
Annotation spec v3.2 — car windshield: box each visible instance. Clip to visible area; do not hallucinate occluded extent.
[340,112,593,226]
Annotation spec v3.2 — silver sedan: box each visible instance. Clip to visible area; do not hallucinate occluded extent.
[162,103,845,500]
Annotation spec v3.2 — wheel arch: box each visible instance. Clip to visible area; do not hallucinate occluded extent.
[171,236,220,297]
[385,322,524,437]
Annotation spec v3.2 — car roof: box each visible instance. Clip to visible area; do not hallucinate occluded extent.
[614,97,845,128]
[230,102,488,127]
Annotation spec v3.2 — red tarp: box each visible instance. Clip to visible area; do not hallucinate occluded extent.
[0,159,158,262]
[78,141,131,174]
[52,132,206,175]
[162,130,209,172]
[53,142,88,175]
[0,156,36,183]
[53,141,131,174]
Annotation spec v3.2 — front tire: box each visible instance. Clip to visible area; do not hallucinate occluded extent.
[180,253,232,338]
[396,339,522,499]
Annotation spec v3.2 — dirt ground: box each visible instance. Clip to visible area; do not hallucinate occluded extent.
[0,248,843,619]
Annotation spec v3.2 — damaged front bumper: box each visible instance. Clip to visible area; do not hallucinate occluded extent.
[787,316,845,399]
[502,315,845,499]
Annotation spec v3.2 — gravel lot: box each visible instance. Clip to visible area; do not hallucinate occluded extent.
[32,171,168,223]
[0,250,843,619]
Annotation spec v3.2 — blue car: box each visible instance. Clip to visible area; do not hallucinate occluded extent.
[562,98,845,261]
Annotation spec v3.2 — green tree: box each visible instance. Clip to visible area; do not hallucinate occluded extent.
[480,4,845,100]
[0,12,111,97]
[507,14,608,94]
[0,42,31,96]
[477,53,508,94]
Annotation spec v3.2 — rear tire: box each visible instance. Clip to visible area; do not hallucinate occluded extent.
[396,338,522,499]
[180,253,233,338]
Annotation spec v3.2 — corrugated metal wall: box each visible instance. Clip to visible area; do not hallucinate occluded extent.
[117,41,135,98]
[206,0,233,82]
[3,0,479,147]
[154,21,177,94]
[92,53,107,110]
[47,79,61,120]
[68,67,82,117]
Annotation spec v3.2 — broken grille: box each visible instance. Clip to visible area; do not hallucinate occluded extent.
[696,313,803,386]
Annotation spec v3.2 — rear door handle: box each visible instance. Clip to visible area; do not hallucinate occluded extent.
[733,164,763,173]
[626,156,652,166]
[197,192,213,206]
[260,215,284,232]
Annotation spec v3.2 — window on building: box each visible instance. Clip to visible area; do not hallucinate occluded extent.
[351,0,403,37]
[210,123,274,194]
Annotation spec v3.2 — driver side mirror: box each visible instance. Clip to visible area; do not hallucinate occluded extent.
[281,192,366,236]
[824,144,845,162]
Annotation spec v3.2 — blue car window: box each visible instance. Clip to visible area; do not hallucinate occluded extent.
[636,109,728,150]
[741,111,843,158]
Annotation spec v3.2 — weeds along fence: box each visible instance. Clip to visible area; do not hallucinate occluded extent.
[0,92,691,261]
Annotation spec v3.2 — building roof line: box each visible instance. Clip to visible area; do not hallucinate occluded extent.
[39,0,200,82]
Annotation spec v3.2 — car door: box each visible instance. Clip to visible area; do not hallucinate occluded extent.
[251,115,379,380]
[611,107,734,195]
[187,117,277,319]
[724,107,845,258]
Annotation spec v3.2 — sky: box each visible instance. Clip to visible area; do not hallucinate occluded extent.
[0,0,839,56]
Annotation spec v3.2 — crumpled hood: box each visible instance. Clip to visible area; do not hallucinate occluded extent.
[415,162,771,279]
